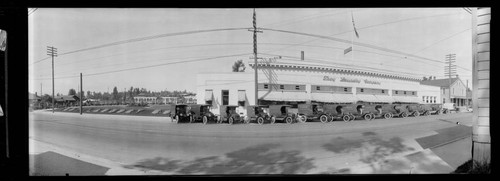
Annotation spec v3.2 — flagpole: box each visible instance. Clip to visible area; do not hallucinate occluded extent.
[351,11,354,65]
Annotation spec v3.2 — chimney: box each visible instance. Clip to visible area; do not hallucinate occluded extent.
[301,51,304,60]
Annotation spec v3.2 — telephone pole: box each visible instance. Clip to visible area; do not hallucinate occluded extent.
[249,8,263,106]
[80,73,83,115]
[47,46,57,113]
[445,54,456,104]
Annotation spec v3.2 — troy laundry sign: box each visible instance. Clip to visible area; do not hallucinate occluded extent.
[323,76,381,85]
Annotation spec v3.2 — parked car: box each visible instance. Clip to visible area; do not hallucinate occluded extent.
[296,103,330,123]
[323,104,352,122]
[268,105,297,124]
[170,104,193,123]
[189,104,217,124]
[219,105,244,125]
[244,105,272,125]
[364,104,392,120]
[442,103,457,114]
[342,104,373,121]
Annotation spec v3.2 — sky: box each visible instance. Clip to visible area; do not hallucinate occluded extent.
[28,8,473,95]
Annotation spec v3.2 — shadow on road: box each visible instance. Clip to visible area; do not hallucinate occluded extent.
[322,131,417,173]
[124,143,316,174]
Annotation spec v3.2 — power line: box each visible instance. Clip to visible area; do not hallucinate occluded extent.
[30,27,250,65]
[258,12,465,64]
[31,52,252,81]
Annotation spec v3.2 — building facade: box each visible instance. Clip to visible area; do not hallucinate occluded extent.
[472,7,490,163]
[197,59,441,115]
[421,77,470,107]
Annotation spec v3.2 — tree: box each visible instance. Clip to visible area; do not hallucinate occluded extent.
[68,89,76,95]
[87,91,92,99]
[423,77,428,80]
[112,86,119,101]
[232,59,245,72]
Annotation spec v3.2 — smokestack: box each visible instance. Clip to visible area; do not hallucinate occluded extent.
[301,51,304,60]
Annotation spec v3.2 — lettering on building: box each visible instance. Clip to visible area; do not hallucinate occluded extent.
[323,76,336,82]
[364,79,381,85]
[340,77,361,83]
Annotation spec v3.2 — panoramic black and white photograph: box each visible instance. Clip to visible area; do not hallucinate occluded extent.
[24,8,490,175]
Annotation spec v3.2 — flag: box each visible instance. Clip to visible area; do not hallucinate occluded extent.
[344,46,352,55]
[0,29,6,51]
[351,13,359,38]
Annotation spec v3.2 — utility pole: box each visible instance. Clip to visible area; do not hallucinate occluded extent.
[445,54,456,104]
[47,46,57,113]
[248,8,263,106]
[80,73,83,115]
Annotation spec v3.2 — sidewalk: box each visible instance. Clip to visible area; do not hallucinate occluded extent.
[29,138,167,176]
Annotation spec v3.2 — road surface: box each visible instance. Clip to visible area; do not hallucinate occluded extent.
[29,110,472,175]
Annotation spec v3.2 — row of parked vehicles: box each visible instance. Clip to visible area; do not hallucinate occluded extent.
[169,103,450,125]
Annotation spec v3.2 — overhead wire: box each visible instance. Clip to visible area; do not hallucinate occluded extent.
[30,27,250,65]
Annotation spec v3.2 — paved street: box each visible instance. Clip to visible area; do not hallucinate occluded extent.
[29,110,473,175]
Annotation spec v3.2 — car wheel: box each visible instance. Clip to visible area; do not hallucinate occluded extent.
[257,117,264,125]
[414,111,420,117]
[244,116,250,124]
[363,114,372,121]
[384,113,391,119]
[175,115,179,124]
[189,116,194,123]
[342,115,350,122]
[228,117,234,125]
[285,117,293,124]
[270,116,276,124]
[298,115,307,123]
[401,112,408,118]
[349,114,355,121]
[425,111,430,116]
[202,116,208,125]
[320,115,328,123]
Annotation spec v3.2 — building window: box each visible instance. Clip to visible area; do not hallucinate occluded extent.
[395,91,398,94]
[316,86,321,91]
[443,98,445,103]
[423,97,425,101]
[344,88,348,92]
[360,89,364,92]
[404,91,407,95]
[296,85,300,90]
[264,84,268,89]
[206,100,213,105]
[222,90,229,105]
[238,101,245,106]
[443,89,445,94]
[280,85,284,89]
[382,90,385,94]
[412,92,415,95]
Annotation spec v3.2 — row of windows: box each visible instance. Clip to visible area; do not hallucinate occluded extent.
[260,84,306,91]
[260,84,416,95]
[423,96,437,103]
[393,90,417,96]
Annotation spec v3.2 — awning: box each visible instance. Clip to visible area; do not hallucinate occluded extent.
[356,94,381,103]
[393,96,421,103]
[258,91,309,102]
[204,90,213,101]
[238,90,246,102]
[374,95,395,103]
[311,93,357,103]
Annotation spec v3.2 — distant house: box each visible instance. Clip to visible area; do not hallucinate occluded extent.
[55,95,80,107]
[29,93,41,108]
[134,93,158,104]
[420,76,470,107]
